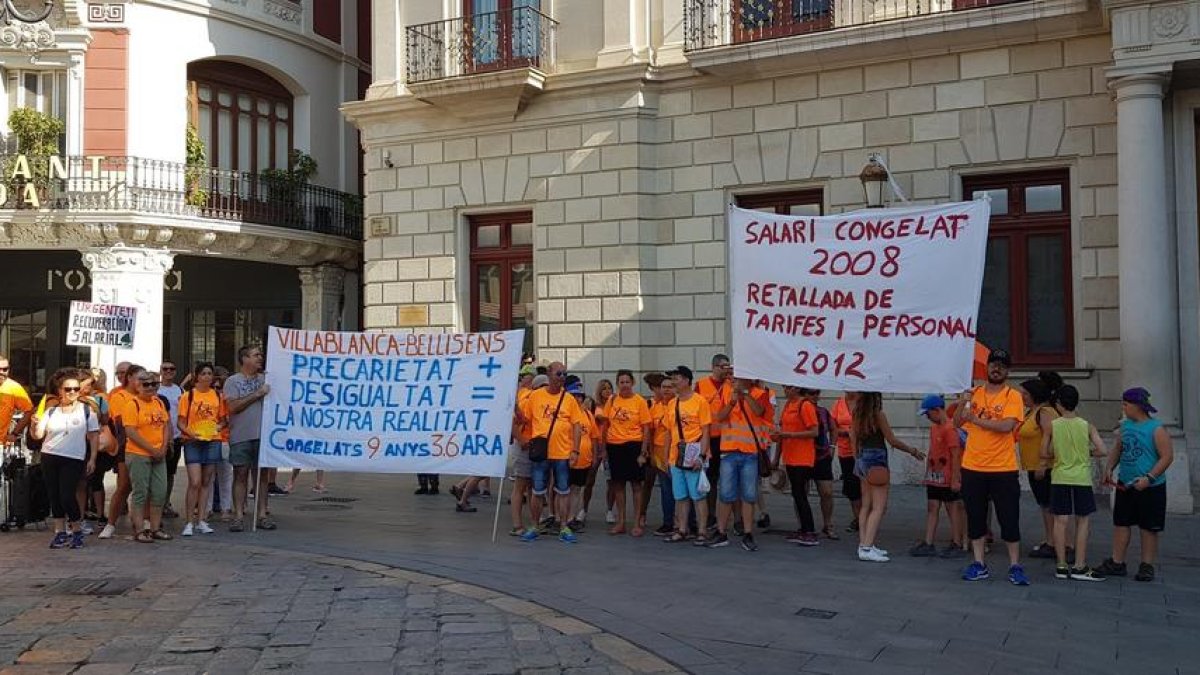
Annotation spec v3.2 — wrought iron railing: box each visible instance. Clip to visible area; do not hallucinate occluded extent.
[406,6,558,83]
[685,0,1031,50]
[0,155,364,240]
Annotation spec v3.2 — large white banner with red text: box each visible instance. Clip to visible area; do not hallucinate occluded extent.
[729,200,990,394]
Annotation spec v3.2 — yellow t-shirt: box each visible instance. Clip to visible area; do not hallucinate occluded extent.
[664,394,713,466]
[649,398,672,466]
[121,396,168,457]
[179,388,227,442]
[962,386,1024,472]
[603,394,651,444]
[1017,405,1058,471]
[520,387,582,461]
[515,388,534,445]
[573,409,600,470]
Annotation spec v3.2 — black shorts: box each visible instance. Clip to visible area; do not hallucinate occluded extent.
[706,439,723,484]
[839,456,861,501]
[89,452,118,492]
[813,455,834,482]
[1050,484,1096,516]
[607,441,643,483]
[961,469,1021,543]
[1028,470,1053,507]
[568,468,590,488]
[926,486,962,502]
[1113,483,1166,532]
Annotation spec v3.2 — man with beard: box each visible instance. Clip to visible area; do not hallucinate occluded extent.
[955,349,1029,585]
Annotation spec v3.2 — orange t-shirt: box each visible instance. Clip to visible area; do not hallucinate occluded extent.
[961,385,1024,472]
[721,388,775,454]
[780,398,819,467]
[832,397,853,458]
[573,409,600,470]
[178,388,227,441]
[695,376,731,437]
[515,388,534,445]
[924,420,962,487]
[109,389,133,425]
[0,379,32,435]
[120,396,168,457]
[664,394,713,466]
[649,398,671,456]
[603,394,651,444]
[520,387,582,461]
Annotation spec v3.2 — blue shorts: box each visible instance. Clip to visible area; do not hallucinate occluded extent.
[532,459,570,496]
[184,440,223,466]
[854,448,889,479]
[670,466,704,502]
[718,452,759,503]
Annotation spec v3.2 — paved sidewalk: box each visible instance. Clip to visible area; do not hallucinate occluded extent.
[0,531,678,675]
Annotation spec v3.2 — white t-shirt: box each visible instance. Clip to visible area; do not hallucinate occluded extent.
[41,405,100,461]
[159,383,183,439]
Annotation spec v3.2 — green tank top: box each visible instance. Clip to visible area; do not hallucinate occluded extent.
[1050,417,1093,486]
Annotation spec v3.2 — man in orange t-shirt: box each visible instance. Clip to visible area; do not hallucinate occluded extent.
[637,372,675,536]
[517,362,583,543]
[121,370,171,541]
[954,348,1027,584]
[0,354,33,445]
[695,354,732,528]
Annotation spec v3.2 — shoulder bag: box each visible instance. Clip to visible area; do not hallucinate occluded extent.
[525,390,566,463]
[741,399,773,478]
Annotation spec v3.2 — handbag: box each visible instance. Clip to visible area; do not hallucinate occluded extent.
[525,390,566,463]
[741,400,772,478]
[673,399,703,469]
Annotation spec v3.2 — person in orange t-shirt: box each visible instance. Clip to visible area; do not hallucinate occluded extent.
[178,362,228,537]
[597,369,652,535]
[122,370,171,543]
[775,386,821,546]
[0,354,33,445]
[636,372,675,536]
[663,366,713,544]
[566,381,600,530]
[695,354,732,528]
[98,363,142,540]
[712,377,772,551]
[517,362,583,542]
[832,393,862,532]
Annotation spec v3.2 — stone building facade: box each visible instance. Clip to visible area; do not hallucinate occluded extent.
[347,0,1198,510]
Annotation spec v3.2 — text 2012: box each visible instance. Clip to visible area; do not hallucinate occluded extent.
[793,350,867,379]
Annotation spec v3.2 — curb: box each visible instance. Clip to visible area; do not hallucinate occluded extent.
[227,543,685,674]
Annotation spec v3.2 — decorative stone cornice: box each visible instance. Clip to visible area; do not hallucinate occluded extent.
[82,244,175,275]
[1107,0,1200,68]
[0,20,56,61]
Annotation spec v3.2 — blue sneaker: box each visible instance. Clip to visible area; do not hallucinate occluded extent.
[962,561,990,581]
[519,528,539,542]
[69,531,85,549]
[1008,564,1031,586]
[49,531,70,549]
[559,527,577,544]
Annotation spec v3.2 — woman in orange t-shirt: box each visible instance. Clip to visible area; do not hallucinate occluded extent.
[774,387,821,545]
[832,393,862,532]
[581,378,615,524]
[597,370,652,535]
[635,372,674,537]
[178,362,228,537]
[566,384,600,529]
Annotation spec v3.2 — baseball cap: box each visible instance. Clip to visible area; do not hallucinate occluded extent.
[519,364,536,377]
[665,365,694,382]
[565,381,585,396]
[918,394,946,416]
[1122,387,1157,414]
[987,348,1012,367]
[531,374,549,389]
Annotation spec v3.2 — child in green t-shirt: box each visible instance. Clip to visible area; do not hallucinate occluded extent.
[1040,385,1109,582]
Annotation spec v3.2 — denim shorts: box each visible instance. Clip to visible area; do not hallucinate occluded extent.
[718,451,759,503]
[532,458,570,496]
[854,448,889,479]
[184,440,223,466]
[670,466,704,502]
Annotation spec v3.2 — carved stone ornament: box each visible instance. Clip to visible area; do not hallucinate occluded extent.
[262,0,300,24]
[0,20,56,60]
[82,244,175,275]
[1152,5,1187,38]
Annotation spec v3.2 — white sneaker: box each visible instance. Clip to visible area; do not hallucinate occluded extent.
[576,509,587,522]
[98,524,116,539]
[142,519,151,531]
[873,546,889,557]
[181,523,194,537]
[80,521,94,536]
[605,510,616,524]
[858,546,890,562]
[197,521,215,534]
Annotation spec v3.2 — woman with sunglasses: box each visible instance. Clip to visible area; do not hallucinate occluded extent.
[121,370,172,543]
[179,363,227,536]
[30,369,100,549]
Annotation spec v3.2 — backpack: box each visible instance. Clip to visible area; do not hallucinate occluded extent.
[814,404,834,461]
[26,403,92,453]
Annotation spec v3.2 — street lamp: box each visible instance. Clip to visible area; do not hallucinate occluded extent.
[859,153,888,209]
[1,0,54,24]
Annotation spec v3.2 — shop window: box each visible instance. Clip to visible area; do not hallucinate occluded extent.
[469,212,534,356]
[0,308,47,395]
[188,308,296,368]
[187,61,293,174]
[735,188,824,215]
[964,170,1072,366]
[4,69,68,152]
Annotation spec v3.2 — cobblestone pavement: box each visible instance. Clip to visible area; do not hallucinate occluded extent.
[0,532,678,675]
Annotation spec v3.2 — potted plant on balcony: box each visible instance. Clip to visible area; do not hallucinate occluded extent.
[6,108,65,209]
[258,149,317,227]
[184,123,208,213]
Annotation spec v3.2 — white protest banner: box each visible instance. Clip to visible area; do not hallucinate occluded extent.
[66,301,137,348]
[259,328,523,477]
[729,200,990,394]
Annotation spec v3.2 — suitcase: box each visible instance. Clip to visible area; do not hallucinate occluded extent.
[2,452,48,530]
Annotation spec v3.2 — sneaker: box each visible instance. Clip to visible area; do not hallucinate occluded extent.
[1070,566,1106,582]
[706,532,730,548]
[559,527,577,544]
[49,531,70,549]
[1095,558,1128,577]
[519,528,539,542]
[197,521,215,534]
[653,524,673,536]
[757,513,771,529]
[80,520,94,536]
[267,484,288,496]
[909,542,938,557]
[414,486,429,495]
[1008,564,1031,586]
[962,561,990,581]
[733,521,745,537]
[846,519,859,533]
[576,509,587,523]
[741,534,759,552]
[1135,563,1155,582]
[98,524,116,540]
[1029,542,1056,559]
[785,530,805,543]
[1055,564,1070,579]
[181,523,194,537]
[858,545,889,562]
[69,531,85,549]
[605,510,616,524]
[798,533,820,547]
[939,544,966,559]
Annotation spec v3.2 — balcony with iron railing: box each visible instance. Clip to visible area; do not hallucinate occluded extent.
[406,6,558,84]
[0,155,363,241]
[684,0,1034,51]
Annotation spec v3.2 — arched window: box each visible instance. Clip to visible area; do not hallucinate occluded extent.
[187,61,293,174]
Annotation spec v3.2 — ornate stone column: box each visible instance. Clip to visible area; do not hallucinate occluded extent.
[298,264,346,331]
[81,245,174,381]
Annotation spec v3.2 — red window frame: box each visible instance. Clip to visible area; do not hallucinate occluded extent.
[469,212,533,348]
[732,1,832,44]
[187,61,294,175]
[964,169,1073,367]
[735,188,824,215]
[462,0,543,75]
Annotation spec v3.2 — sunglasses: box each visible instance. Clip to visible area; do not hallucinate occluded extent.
[551,371,566,377]
[0,367,9,372]
[62,386,81,393]
[161,366,176,371]
[141,381,161,388]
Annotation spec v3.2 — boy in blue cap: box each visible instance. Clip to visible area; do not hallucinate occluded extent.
[911,395,966,558]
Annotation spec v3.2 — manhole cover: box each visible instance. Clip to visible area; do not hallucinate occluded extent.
[295,503,351,512]
[313,496,358,503]
[795,607,837,620]
[45,577,143,596]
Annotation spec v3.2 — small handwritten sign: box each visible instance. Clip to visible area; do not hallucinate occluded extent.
[66,301,137,348]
